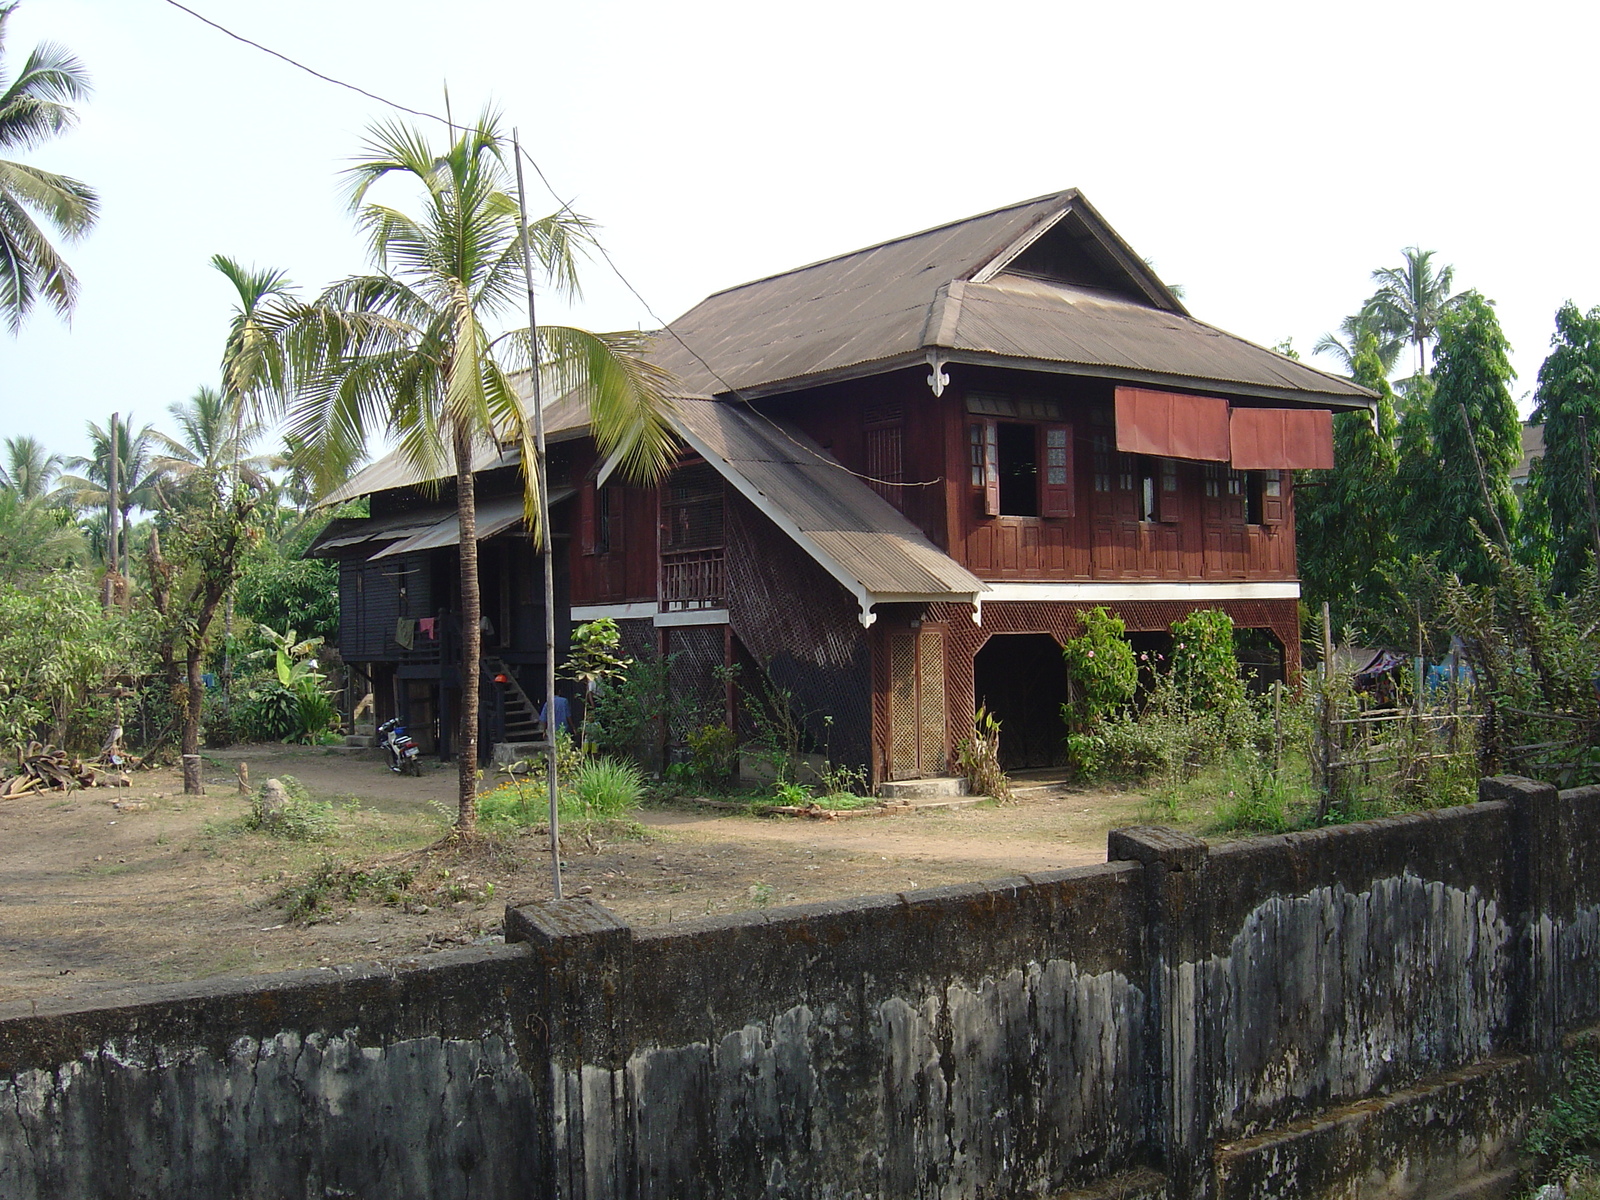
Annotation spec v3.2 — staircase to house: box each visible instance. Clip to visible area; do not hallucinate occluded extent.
[482,656,542,743]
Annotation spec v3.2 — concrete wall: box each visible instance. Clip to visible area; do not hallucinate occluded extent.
[3,776,1597,1200]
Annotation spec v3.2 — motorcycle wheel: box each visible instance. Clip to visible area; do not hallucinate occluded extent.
[404,756,423,777]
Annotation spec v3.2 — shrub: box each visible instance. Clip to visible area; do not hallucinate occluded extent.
[246,775,337,842]
[1169,609,1245,713]
[273,856,417,925]
[1061,607,1138,733]
[1068,717,1175,782]
[568,756,645,820]
[1526,1046,1600,1186]
[686,722,737,785]
[954,706,1012,802]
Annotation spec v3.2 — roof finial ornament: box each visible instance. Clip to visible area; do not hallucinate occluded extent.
[926,351,950,398]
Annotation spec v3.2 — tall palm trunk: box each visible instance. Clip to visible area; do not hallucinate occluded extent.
[454,423,481,831]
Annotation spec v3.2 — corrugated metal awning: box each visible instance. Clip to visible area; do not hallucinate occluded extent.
[1114,387,1231,462]
[1229,408,1335,470]
[304,508,454,558]
[668,399,986,622]
[368,490,574,560]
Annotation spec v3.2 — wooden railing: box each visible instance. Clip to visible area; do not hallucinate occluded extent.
[660,548,725,611]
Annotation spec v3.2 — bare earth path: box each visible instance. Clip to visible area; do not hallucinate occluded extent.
[0,745,1148,1008]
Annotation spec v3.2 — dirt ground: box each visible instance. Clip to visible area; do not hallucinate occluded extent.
[0,743,1150,1008]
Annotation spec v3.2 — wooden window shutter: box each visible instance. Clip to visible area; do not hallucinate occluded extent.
[1039,423,1074,517]
[1158,458,1182,523]
[1260,470,1285,525]
[579,480,597,554]
[970,420,999,517]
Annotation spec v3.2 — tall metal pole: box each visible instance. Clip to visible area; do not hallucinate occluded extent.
[513,130,562,899]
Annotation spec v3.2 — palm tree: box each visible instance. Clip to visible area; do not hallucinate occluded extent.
[151,386,275,498]
[1367,248,1465,379]
[0,433,61,498]
[59,415,162,568]
[1313,305,1402,377]
[284,113,676,830]
[0,1,98,331]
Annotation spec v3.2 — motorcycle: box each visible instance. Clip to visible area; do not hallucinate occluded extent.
[378,717,423,776]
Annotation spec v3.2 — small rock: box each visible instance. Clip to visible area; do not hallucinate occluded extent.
[259,778,290,818]
[1533,1185,1567,1200]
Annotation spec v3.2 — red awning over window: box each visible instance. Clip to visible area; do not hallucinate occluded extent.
[1229,407,1335,469]
[1114,387,1231,462]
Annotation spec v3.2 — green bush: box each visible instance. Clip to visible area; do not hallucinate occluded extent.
[1169,609,1246,713]
[274,855,417,925]
[686,722,737,784]
[477,750,643,830]
[569,756,645,819]
[246,775,337,842]
[1068,718,1175,782]
[1061,607,1138,733]
[1526,1047,1600,1186]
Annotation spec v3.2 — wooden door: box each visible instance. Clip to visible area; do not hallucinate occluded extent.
[1202,465,1247,577]
[1090,432,1139,577]
[888,626,947,779]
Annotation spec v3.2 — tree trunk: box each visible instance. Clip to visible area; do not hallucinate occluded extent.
[455,424,481,831]
[183,643,205,795]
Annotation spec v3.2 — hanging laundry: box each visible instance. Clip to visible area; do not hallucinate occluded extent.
[394,618,415,650]
[418,617,437,639]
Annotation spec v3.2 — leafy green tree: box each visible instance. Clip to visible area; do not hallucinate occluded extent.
[233,511,338,642]
[1529,302,1600,593]
[0,573,138,751]
[1368,247,1466,381]
[0,433,60,498]
[1295,334,1400,636]
[0,486,80,581]
[282,113,676,830]
[0,1,98,331]
[1413,291,1520,586]
[145,470,264,792]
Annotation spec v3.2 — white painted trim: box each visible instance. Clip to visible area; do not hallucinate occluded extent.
[980,581,1301,604]
[653,608,729,628]
[571,602,659,622]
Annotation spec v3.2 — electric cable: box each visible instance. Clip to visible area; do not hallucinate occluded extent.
[160,0,938,490]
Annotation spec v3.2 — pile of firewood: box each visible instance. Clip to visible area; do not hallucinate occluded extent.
[1,744,117,797]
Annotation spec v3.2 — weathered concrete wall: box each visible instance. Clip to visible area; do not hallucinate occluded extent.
[0,947,541,1200]
[1,775,1595,1200]
[518,864,1150,1200]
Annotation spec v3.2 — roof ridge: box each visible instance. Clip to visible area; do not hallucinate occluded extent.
[691,190,1077,304]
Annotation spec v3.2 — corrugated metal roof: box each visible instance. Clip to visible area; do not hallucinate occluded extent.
[668,398,985,605]
[367,488,574,560]
[648,190,1371,408]
[304,507,453,557]
[945,276,1369,405]
[319,439,520,508]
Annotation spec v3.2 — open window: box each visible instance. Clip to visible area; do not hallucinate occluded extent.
[969,418,1074,518]
[1244,469,1284,526]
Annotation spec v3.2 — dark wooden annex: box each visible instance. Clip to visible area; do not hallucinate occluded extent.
[307,449,575,761]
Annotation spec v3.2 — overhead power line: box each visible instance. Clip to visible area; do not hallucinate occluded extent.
[161,0,936,490]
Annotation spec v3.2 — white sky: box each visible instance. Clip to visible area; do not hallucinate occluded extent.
[3,0,1595,465]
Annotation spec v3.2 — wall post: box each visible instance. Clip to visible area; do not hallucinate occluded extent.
[1109,826,1215,1200]
[1481,774,1569,1062]
[507,900,636,1200]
